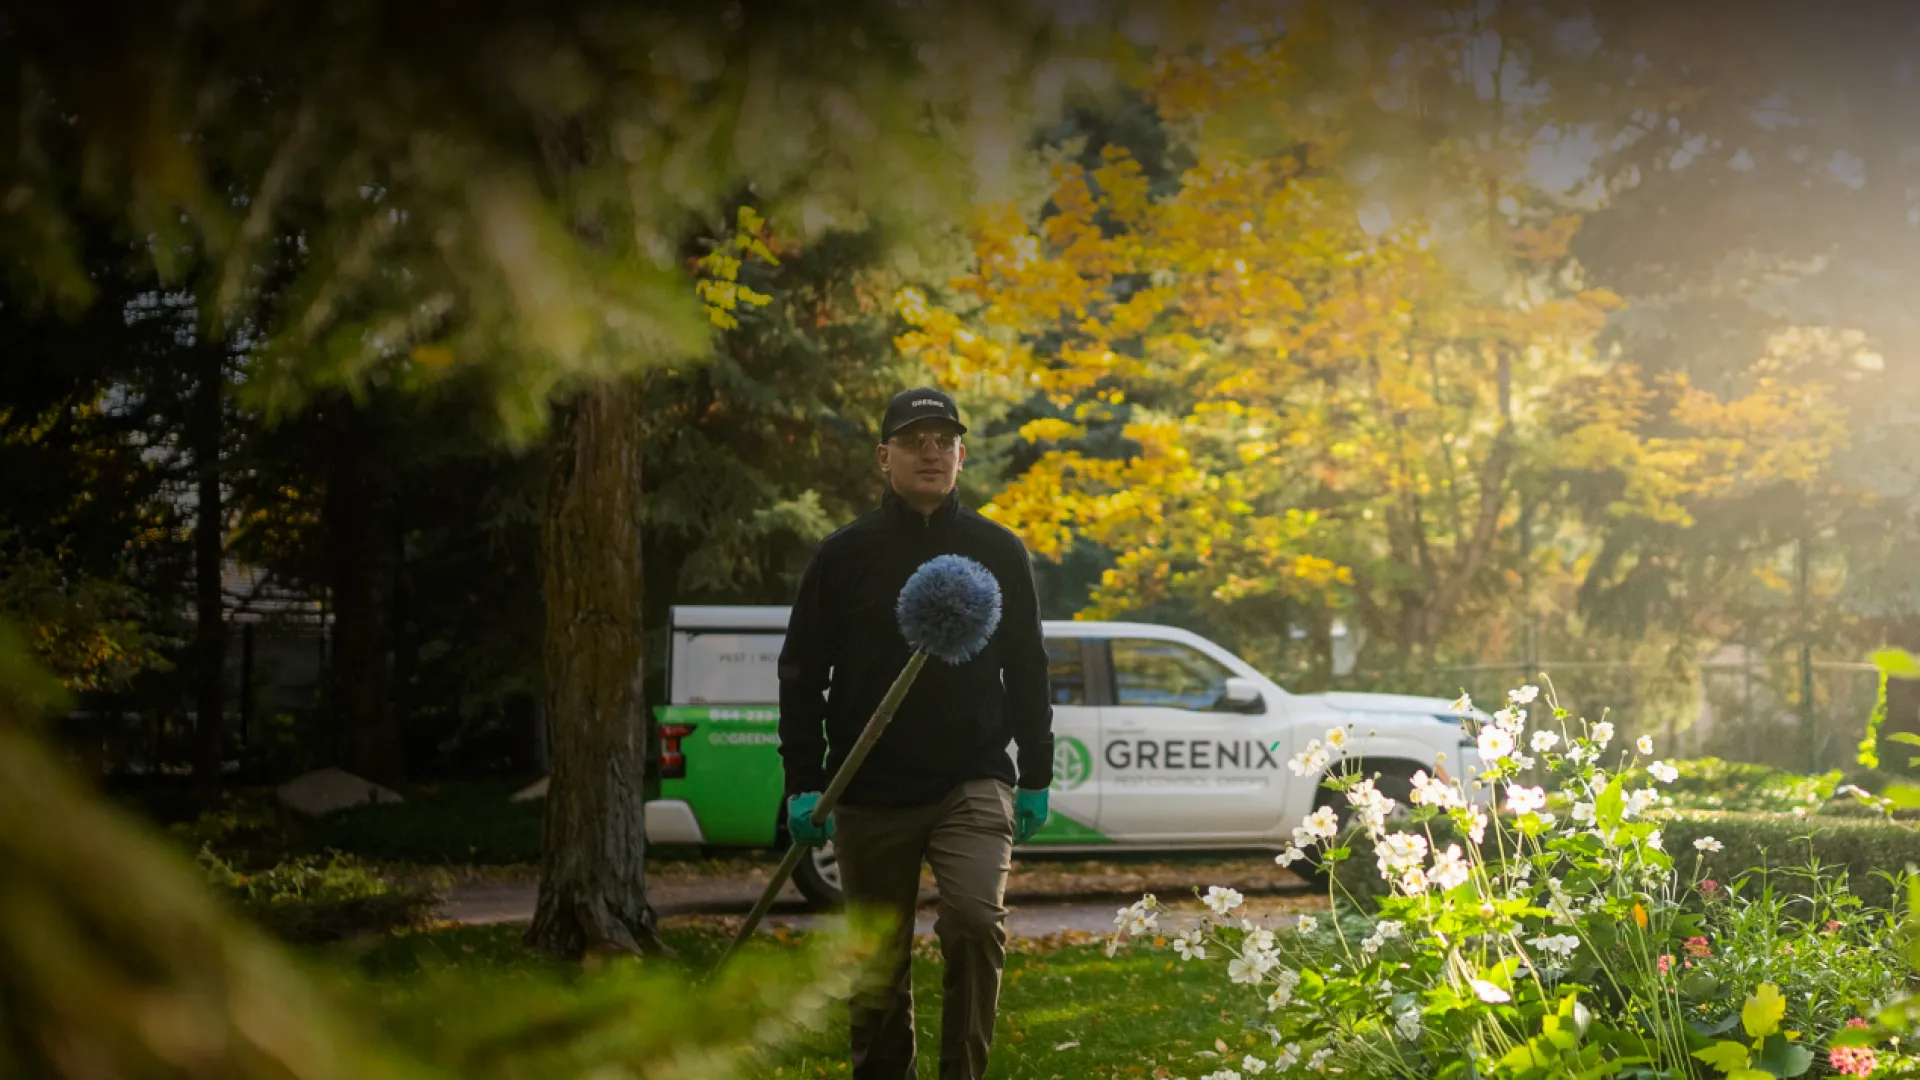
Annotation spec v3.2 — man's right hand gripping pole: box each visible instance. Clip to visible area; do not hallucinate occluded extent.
[788,791,835,847]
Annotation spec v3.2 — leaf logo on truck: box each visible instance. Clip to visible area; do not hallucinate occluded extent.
[1052,737,1092,792]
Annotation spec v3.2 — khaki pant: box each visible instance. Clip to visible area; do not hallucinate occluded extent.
[835,778,1014,1080]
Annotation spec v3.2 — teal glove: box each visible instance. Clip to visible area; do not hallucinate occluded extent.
[1013,787,1050,844]
[787,792,834,848]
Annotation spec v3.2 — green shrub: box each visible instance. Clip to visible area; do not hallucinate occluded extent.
[1657,810,1920,911]
[1643,757,1839,814]
[302,778,544,865]
[201,849,443,943]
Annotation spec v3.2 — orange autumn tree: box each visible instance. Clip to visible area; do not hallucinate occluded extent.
[900,7,1844,676]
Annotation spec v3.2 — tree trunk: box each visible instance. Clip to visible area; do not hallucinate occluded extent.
[526,377,664,958]
[323,403,406,785]
[191,346,226,798]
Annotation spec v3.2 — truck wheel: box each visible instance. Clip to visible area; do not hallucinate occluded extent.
[791,840,845,911]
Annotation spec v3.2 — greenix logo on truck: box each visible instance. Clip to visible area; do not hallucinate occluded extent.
[1051,736,1092,792]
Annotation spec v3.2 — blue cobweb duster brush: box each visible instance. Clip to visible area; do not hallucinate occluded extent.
[897,554,1002,664]
[717,555,1005,971]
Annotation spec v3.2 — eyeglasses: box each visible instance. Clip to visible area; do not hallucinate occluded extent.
[888,431,961,455]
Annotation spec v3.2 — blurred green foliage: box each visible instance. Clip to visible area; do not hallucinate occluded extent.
[1,618,895,1078]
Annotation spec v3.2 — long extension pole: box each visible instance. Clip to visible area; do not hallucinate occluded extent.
[714,651,930,972]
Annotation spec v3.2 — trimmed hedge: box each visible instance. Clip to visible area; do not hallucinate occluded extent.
[1330,810,1920,914]
[1658,810,1920,912]
[1648,757,1838,814]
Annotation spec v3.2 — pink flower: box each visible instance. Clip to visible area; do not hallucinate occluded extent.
[1829,1019,1877,1078]
[1656,954,1672,975]
[1826,919,1843,933]
[1830,1043,1877,1078]
[1684,936,1712,959]
[1699,879,1720,899]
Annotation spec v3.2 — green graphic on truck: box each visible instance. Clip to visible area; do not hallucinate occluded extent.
[655,703,1103,846]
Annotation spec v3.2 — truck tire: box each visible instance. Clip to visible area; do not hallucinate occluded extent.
[790,840,845,911]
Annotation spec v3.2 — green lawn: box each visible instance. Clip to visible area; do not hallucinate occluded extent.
[338,924,1263,1079]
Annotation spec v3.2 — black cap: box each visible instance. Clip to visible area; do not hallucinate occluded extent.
[880,386,968,442]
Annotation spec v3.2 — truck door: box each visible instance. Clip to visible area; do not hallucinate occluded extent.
[1018,636,1105,846]
[1093,636,1286,841]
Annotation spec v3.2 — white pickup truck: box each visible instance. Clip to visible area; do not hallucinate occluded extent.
[650,606,1485,907]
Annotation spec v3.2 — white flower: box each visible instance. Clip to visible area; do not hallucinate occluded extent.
[1300,805,1342,841]
[1646,830,1664,852]
[1571,801,1595,825]
[1635,734,1654,755]
[1276,845,1308,867]
[1399,866,1430,894]
[1460,806,1488,845]
[1477,726,1515,761]
[1528,933,1581,961]
[1105,936,1121,957]
[1288,740,1330,777]
[1375,831,1429,876]
[1200,1071,1242,1080]
[1509,685,1540,705]
[1361,921,1399,955]
[1266,968,1301,1010]
[1275,1044,1301,1070]
[1430,844,1471,891]
[1242,921,1275,952]
[1493,706,1526,734]
[1307,1047,1335,1072]
[1410,770,1464,810]
[1566,744,1589,765]
[1694,836,1723,853]
[1394,1008,1422,1040]
[1624,789,1660,819]
[1471,979,1512,1004]
[1204,886,1245,914]
[1243,1055,1269,1076]
[1530,729,1559,753]
[1451,692,1474,715]
[1347,780,1397,833]
[1229,953,1272,985]
[1294,913,1318,935]
[1173,935,1206,961]
[1590,721,1615,748]
[1504,783,1547,815]
[1126,910,1158,935]
[1324,726,1349,750]
[1648,760,1679,784]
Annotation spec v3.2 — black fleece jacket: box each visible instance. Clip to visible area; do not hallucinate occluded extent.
[777,487,1055,807]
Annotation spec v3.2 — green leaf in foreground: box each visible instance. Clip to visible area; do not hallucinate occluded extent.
[1740,983,1786,1041]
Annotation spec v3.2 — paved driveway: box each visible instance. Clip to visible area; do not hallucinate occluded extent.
[439,854,1323,938]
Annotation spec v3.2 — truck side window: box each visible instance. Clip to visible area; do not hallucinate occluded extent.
[1044,638,1086,705]
[1111,638,1236,712]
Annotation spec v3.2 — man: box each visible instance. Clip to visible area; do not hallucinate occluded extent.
[778,386,1055,1080]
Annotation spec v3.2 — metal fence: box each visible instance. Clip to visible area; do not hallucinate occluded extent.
[1327,656,1883,775]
